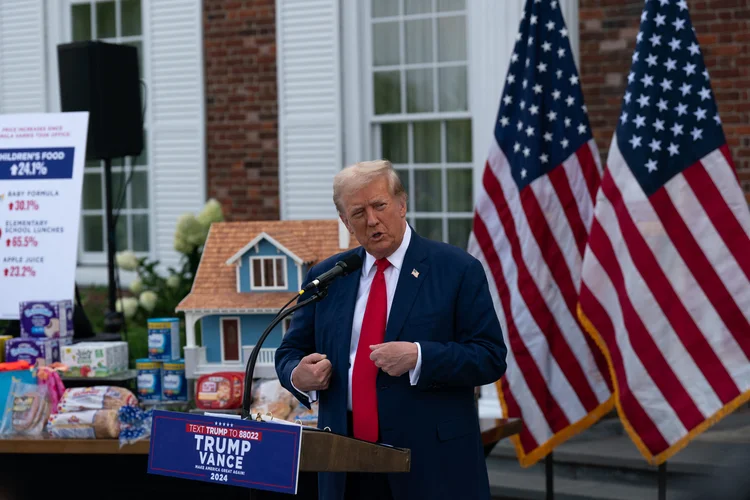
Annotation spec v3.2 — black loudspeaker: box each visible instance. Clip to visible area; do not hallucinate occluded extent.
[57,40,143,161]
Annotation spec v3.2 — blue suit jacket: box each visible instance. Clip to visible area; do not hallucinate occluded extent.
[275,230,507,500]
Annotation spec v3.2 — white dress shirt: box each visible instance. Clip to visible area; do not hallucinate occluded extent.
[292,224,422,408]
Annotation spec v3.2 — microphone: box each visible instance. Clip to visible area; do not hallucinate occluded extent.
[300,254,362,293]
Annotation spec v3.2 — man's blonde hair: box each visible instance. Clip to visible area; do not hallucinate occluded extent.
[333,160,406,214]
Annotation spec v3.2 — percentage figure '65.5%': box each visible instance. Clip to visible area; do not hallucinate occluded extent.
[8,200,39,211]
[6,236,38,247]
[4,266,36,277]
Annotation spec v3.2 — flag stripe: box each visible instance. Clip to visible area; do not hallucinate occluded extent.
[521,180,603,411]
[484,155,601,419]
[499,371,541,452]
[576,142,602,203]
[587,205,706,429]
[547,161,588,257]
[579,282,671,452]
[603,158,732,416]
[654,182,750,373]
[683,158,750,283]
[472,211,570,434]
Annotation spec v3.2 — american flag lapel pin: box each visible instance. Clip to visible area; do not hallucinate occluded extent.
[411,269,419,278]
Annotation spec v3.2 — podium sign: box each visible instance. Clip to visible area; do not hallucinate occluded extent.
[148,410,302,494]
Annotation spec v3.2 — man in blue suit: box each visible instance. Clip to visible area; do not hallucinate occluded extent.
[275,160,507,500]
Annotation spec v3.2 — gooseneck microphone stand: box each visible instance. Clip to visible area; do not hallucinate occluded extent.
[241,287,329,419]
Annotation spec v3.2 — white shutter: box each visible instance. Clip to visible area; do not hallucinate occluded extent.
[277,0,342,220]
[147,0,206,266]
[0,0,46,113]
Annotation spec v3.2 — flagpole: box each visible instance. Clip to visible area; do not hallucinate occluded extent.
[658,462,667,500]
[546,452,554,500]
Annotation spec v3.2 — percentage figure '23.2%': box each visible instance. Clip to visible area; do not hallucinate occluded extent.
[6,236,38,247]
[4,266,36,277]
[8,200,39,211]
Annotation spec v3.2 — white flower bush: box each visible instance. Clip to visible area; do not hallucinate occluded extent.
[113,199,224,323]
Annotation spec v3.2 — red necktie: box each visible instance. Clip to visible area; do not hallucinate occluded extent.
[351,258,391,442]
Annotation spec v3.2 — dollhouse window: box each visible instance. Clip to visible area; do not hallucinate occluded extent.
[250,256,287,290]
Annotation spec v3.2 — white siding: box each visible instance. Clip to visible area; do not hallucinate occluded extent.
[0,0,47,113]
[147,0,206,267]
[277,0,342,220]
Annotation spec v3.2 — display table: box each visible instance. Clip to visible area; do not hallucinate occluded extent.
[0,419,521,499]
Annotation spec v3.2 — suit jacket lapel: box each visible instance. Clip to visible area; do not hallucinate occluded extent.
[385,231,429,343]
[333,247,365,373]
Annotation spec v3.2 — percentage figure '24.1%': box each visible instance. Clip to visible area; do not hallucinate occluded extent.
[8,200,39,211]
[4,266,36,277]
[10,162,48,177]
[6,236,38,247]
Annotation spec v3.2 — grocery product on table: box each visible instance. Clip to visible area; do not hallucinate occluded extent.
[195,372,244,410]
[136,359,162,402]
[47,409,120,439]
[0,379,50,436]
[57,386,137,413]
[161,359,187,401]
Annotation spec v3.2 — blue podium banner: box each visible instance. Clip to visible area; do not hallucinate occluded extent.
[147,410,302,494]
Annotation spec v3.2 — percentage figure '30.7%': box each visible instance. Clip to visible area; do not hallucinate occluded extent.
[8,200,39,211]
[4,266,36,277]
[6,236,38,247]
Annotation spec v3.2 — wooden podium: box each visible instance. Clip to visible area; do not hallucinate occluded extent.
[298,428,410,473]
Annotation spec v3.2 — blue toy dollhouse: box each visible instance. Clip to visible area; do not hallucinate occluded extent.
[177,219,356,380]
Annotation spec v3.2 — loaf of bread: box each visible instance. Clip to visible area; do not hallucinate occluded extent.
[58,386,137,413]
[48,409,120,439]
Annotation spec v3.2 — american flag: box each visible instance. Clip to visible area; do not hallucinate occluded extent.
[577,0,750,465]
[468,0,613,466]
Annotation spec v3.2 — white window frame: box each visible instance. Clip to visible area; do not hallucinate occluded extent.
[249,256,288,291]
[359,0,474,247]
[60,0,154,266]
[219,316,241,363]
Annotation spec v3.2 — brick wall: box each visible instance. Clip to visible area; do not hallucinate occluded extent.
[579,0,750,194]
[203,0,279,220]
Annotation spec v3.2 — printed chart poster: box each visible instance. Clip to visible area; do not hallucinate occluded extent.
[0,113,89,319]
[148,410,303,494]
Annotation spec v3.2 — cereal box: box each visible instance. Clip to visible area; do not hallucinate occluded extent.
[4,337,55,365]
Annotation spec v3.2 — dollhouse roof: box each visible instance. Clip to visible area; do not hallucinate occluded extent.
[176,219,358,313]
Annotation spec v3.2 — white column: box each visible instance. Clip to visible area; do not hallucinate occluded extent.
[185,311,198,347]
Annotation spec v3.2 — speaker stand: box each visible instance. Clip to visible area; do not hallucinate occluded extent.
[103,156,124,335]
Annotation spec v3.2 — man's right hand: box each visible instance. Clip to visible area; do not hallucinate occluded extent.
[291,353,332,392]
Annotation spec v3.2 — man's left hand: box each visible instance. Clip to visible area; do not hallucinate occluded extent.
[369,342,418,377]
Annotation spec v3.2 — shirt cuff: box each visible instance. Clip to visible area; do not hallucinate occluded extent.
[291,364,318,402]
[409,342,422,386]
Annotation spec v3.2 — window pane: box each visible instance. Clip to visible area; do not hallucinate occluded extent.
[405,0,432,15]
[373,23,400,66]
[121,0,142,36]
[415,219,443,241]
[448,218,472,249]
[83,215,104,252]
[438,66,467,111]
[414,169,442,212]
[406,68,434,113]
[264,259,275,286]
[112,171,127,209]
[275,259,286,287]
[131,171,148,209]
[252,260,262,287]
[446,119,472,162]
[115,214,129,251]
[437,17,466,62]
[381,123,408,164]
[395,169,410,200]
[374,71,401,115]
[413,121,441,163]
[438,0,465,12]
[83,172,102,210]
[372,0,399,18]
[405,19,433,64]
[132,214,149,252]
[447,169,473,211]
[72,4,92,41]
[96,1,117,38]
